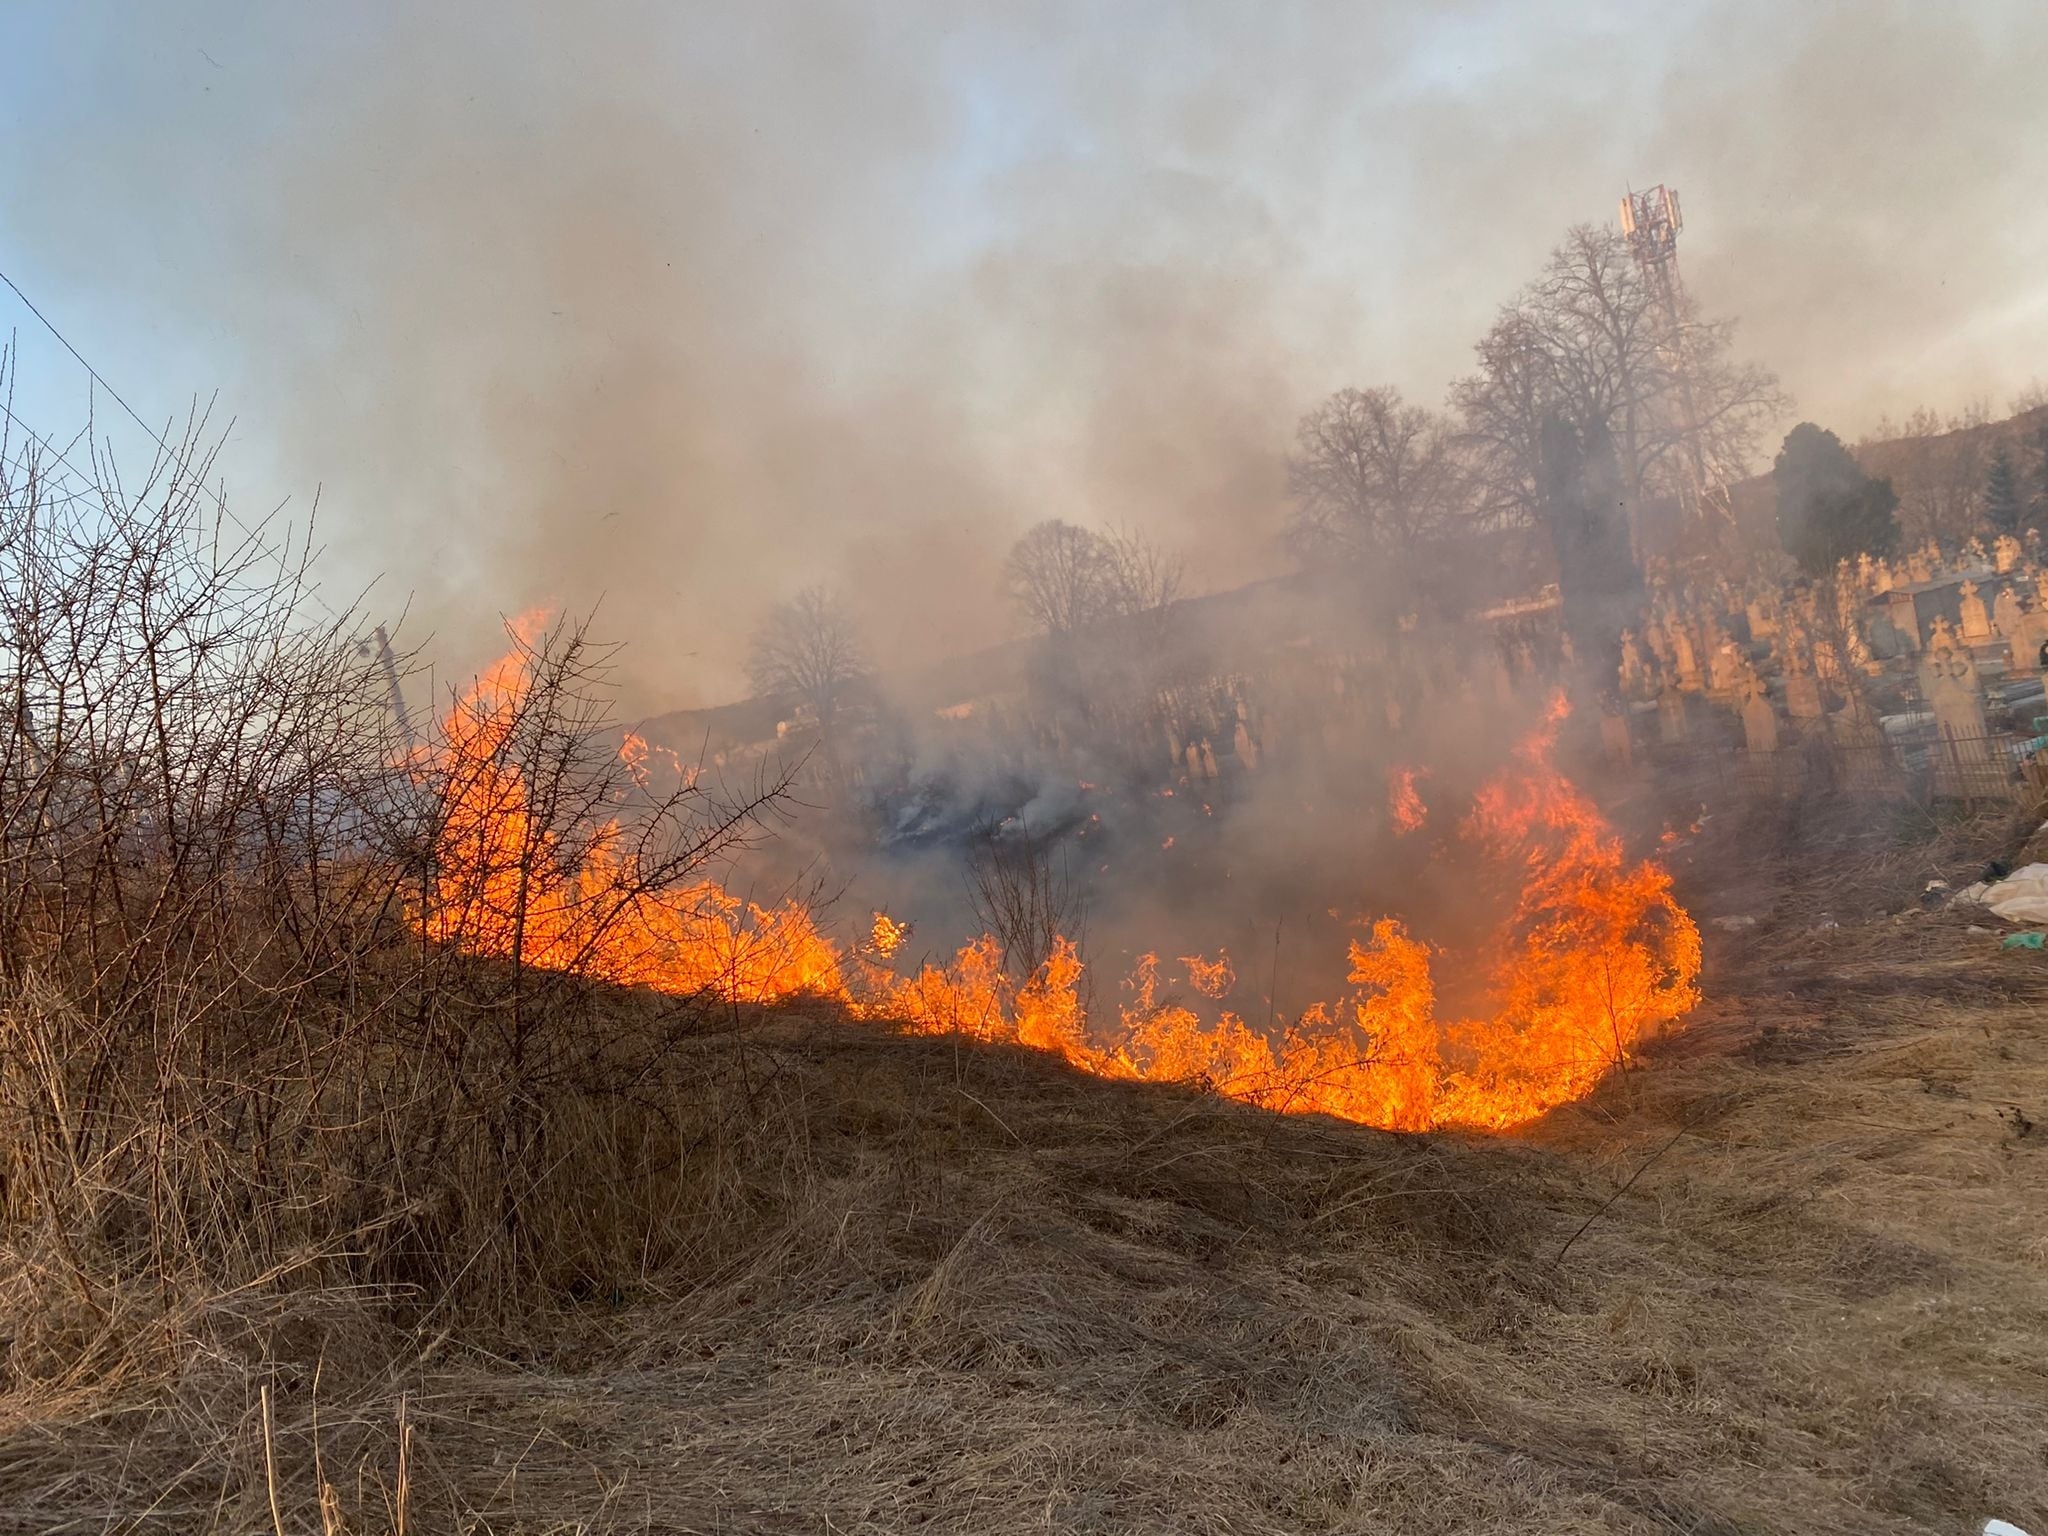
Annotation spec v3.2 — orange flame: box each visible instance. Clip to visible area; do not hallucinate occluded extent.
[412,615,844,1004]
[855,695,1696,1132]
[870,910,907,958]
[1180,950,1235,999]
[414,635,1696,1133]
[1388,765,1429,833]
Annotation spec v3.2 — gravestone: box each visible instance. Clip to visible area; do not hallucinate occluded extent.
[1708,636,1746,695]
[1917,617,1988,740]
[2007,602,2048,682]
[1740,684,1779,754]
[1784,667,1824,719]
[1657,686,1688,743]
[1618,629,1648,698]
[1599,710,1633,768]
[1996,533,2022,574]
[1883,589,1921,650]
[1994,585,2024,640]
[1670,623,1703,692]
[1232,718,1260,773]
[1958,580,1993,641]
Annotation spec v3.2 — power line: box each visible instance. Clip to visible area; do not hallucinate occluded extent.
[0,263,350,626]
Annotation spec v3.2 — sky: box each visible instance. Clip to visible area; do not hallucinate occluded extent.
[2,1,2045,709]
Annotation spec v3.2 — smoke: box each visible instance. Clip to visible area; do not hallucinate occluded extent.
[2,1,2044,708]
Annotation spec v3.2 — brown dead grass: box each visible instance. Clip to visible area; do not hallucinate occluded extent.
[4,908,2043,1534]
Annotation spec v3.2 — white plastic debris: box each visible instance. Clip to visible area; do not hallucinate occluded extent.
[1976,863,2048,925]
[1984,1520,2033,1536]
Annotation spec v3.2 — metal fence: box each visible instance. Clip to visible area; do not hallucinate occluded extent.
[1639,725,2046,812]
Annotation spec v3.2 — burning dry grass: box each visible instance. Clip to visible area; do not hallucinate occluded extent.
[5,910,2042,1535]
[2,427,2039,1532]
[426,641,1701,1136]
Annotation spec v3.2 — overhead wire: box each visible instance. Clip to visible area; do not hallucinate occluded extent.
[0,263,352,627]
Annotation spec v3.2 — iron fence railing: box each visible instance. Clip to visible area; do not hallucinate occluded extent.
[1634,724,2047,811]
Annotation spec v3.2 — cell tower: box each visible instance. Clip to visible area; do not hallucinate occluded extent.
[1618,185,1723,530]
[1618,184,1683,313]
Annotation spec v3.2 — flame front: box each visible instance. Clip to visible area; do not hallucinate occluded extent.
[413,615,843,1004]
[413,635,1699,1133]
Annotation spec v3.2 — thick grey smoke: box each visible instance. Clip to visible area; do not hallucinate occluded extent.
[2,1,2044,708]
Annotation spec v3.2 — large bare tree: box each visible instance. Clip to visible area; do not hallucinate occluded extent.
[1286,385,1466,564]
[1454,223,1783,542]
[1859,403,1992,547]
[1004,519,1179,636]
[1099,522,1183,619]
[746,584,869,732]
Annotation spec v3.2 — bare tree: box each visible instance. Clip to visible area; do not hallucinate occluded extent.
[1004,519,1114,635]
[1862,404,1992,547]
[1287,386,1466,564]
[1099,522,1183,618]
[746,584,869,731]
[965,820,1089,980]
[1454,223,1783,541]
[1004,519,1180,636]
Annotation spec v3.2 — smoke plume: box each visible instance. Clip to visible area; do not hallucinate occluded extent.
[2,1,2044,705]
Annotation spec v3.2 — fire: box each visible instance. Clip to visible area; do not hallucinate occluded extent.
[412,614,844,1004]
[1388,765,1429,833]
[414,631,1697,1133]
[870,911,908,958]
[859,705,1695,1131]
[1180,951,1235,999]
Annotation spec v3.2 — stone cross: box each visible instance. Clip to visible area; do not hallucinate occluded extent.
[1917,617,1987,739]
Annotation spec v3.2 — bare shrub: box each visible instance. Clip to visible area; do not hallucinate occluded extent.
[964,820,1090,980]
[0,364,795,1401]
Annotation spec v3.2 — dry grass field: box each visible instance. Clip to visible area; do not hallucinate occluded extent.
[4,897,2041,1536]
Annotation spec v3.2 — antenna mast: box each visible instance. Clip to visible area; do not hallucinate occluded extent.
[1619,185,1723,531]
